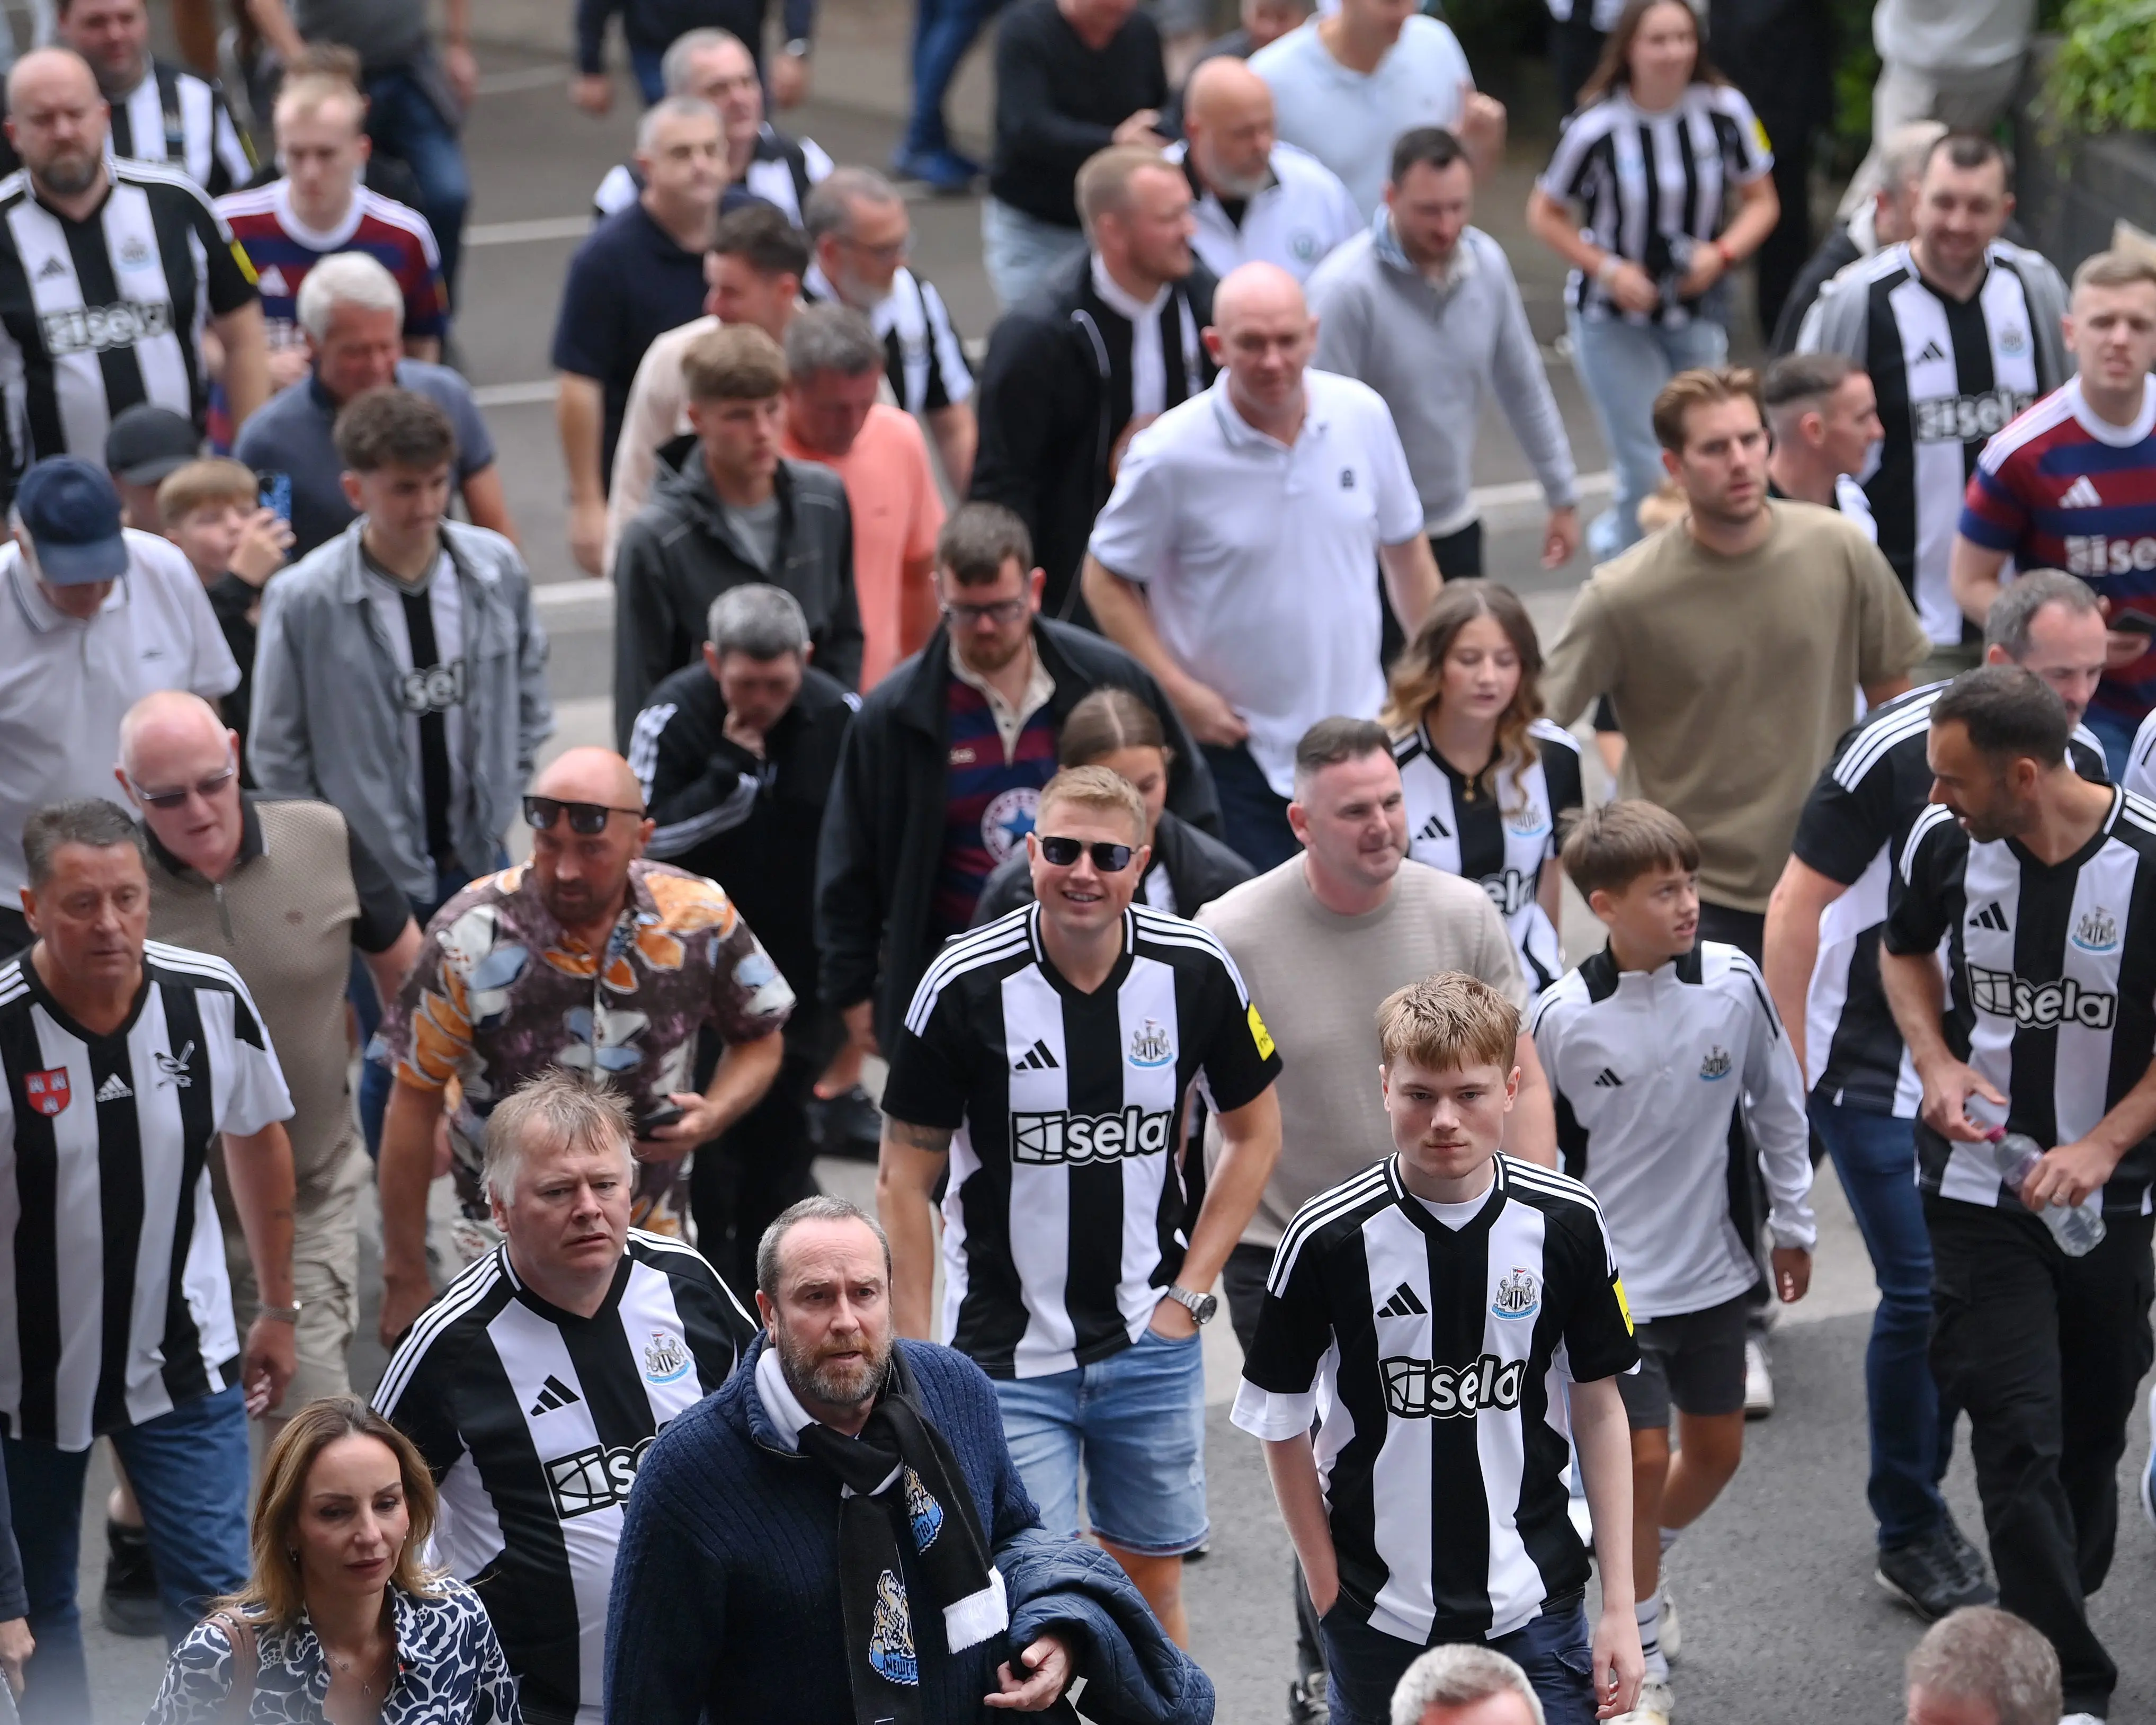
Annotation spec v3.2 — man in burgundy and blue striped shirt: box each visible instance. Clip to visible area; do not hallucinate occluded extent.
[1952,249,2156,776]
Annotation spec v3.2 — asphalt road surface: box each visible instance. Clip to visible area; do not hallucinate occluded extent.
[59,28,2156,1725]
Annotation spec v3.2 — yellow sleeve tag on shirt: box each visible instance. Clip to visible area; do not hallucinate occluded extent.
[1248,1003,1276,1061]
[1612,1274,1635,1335]
[1750,114,1772,158]
[228,241,259,286]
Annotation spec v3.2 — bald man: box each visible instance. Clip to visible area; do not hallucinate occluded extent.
[118,690,418,1418]
[0,48,269,479]
[1166,58,1358,284]
[1083,262,1437,868]
[373,745,793,1344]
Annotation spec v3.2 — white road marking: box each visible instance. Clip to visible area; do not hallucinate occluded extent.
[466,216,593,247]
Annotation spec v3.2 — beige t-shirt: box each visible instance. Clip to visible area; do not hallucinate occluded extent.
[1540,500,1929,913]
[1197,857,1528,1251]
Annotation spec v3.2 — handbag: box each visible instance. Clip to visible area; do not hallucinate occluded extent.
[208,1610,261,1724]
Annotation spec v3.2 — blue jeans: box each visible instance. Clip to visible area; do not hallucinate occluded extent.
[902,0,1005,157]
[991,1329,1208,1557]
[4,1385,251,1723]
[1811,1099,1955,1548]
[2081,704,2141,783]
[1322,1596,1597,1725]
[981,198,1088,310]
[364,66,471,303]
[355,852,497,1157]
[1200,743,1300,874]
[1566,306,1729,555]
[629,43,666,105]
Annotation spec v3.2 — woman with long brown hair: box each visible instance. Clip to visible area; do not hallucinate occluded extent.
[1525,0,1781,556]
[145,1399,518,1724]
[1385,581,1583,991]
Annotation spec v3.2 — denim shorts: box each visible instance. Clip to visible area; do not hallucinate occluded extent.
[991,1328,1208,1557]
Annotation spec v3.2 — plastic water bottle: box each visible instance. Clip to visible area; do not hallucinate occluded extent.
[1990,1130,2108,1257]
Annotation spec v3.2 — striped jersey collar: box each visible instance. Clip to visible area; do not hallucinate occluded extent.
[1021,899,1139,976]
[1577,941,1704,1002]
[1383,1151,1507,1239]
[497,1240,635,1326]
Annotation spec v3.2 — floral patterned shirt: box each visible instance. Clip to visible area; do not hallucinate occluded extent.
[384,859,795,1239]
[146,1578,521,1725]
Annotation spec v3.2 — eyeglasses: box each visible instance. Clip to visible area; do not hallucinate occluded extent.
[523,796,645,835]
[1036,835,1136,872]
[131,763,237,810]
[941,596,1029,628]
[840,234,910,265]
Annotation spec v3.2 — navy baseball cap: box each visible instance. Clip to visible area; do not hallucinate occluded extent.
[16,457,129,585]
[104,404,199,486]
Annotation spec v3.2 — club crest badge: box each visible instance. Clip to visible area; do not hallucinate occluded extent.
[641,1331,690,1384]
[1699,1046,1733,1081]
[1127,1018,1173,1068]
[2072,908,2119,954]
[1492,1267,1540,1322]
[869,1569,919,1686]
[24,1068,68,1116]
[905,1466,944,1552]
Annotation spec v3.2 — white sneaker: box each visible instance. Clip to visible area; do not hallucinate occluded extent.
[1743,1338,1775,1419]
[1659,1595,1681,1665]
[2140,1385,2156,1534]
[1611,1678,1674,1723]
[2059,1714,2104,1724]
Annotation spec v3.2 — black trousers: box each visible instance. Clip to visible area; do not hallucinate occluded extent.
[1696,902,1766,965]
[0,905,31,962]
[1380,519,1483,674]
[690,1012,843,1293]
[1926,1196,2156,1714]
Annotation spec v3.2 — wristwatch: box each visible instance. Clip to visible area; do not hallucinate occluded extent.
[1162,1285,1217,1325]
[259,1300,302,1325]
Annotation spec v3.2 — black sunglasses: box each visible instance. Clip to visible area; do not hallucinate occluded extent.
[131,762,237,810]
[1037,835,1136,872]
[523,796,645,835]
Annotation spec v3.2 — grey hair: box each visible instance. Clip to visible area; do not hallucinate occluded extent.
[23,798,147,890]
[803,165,902,245]
[707,582,810,660]
[756,1195,892,1299]
[1985,569,2104,659]
[296,251,404,342]
[783,303,883,382]
[660,26,750,93]
[1904,1606,2061,1725]
[1881,119,1950,193]
[637,94,720,154]
[481,1071,636,1207]
[1389,1645,1545,1725]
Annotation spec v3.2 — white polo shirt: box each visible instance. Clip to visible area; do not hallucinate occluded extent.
[0,530,239,898]
[1166,141,1362,286]
[1088,368,1421,796]
[1249,16,1474,219]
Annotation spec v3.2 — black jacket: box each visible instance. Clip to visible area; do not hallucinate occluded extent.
[969,806,1252,925]
[1770,221,1861,354]
[969,249,1216,623]
[612,446,862,747]
[815,618,1222,1047]
[632,659,855,1016]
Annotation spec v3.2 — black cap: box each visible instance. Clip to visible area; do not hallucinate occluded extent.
[104,404,199,486]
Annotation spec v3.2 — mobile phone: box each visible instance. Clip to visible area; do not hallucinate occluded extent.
[639,1101,686,1135]
[2110,610,2156,637]
[257,470,292,523]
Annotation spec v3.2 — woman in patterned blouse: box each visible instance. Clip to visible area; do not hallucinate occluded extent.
[145,1398,519,1725]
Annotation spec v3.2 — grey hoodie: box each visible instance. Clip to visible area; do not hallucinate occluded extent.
[1307,214,1578,538]
[249,519,555,901]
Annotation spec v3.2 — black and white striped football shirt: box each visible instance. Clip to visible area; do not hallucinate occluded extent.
[1234,1155,1637,1643]
[108,61,256,197]
[1536,83,1772,327]
[1798,241,2070,644]
[374,1231,756,1725]
[805,260,973,420]
[880,901,1282,1379]
[1395,719,1584,993]
[1885,785,2156,1210]
[1794,682,2105,1118]
[0,161,259,493]
[0,940,290,1452]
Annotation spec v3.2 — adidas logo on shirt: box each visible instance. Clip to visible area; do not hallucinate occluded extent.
[2060,476,2104,509]
[94,1072,131,1102]
[255,265,289,297]
[528,1374,582,1416]
[1011,1039,1059,1072]
[1970,901,2011,932]
[1592,1068,1623,1088]
[1915,339,1949,363]
[1417,814,1450,842]
[35,255,65,281]
[1378,1283,1428,1319]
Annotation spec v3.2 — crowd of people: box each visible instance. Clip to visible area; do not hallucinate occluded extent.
[0,0,2144,1721]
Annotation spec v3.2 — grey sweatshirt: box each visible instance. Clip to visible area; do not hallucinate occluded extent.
[1307,218,1578,537]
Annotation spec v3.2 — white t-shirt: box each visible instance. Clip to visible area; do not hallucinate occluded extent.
[1165,140,1362,285]
[1249,15,1473,220]
[1087,368,1422,796]
[1874,0,2035,74]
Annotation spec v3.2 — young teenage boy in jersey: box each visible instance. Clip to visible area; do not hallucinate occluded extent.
[1235,972,1644,1725]
[1531,802,1817,1725]
[878,764,1284,1648]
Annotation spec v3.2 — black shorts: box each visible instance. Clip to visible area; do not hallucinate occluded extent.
[1616,1293,1750,1429]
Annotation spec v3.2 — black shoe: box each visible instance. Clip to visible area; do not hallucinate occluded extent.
[1876,1523,1998,1620]
[1288,1671,1330,1724]
[101,1518,163,1638]
[1182,1539,1210,1563]
[815,1086,884,1162]
[1938,1510,1992,1593]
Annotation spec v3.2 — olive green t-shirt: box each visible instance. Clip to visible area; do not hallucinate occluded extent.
[1542,500,1930,912]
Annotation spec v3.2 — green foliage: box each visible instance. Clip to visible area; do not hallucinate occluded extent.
[1827,0,1882,172]
[2043,0,2156,138]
